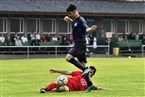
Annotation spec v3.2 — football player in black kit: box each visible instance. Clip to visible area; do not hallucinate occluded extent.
[64,4,97,92]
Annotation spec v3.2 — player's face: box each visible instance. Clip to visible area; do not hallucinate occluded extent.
[90,69,95,77]
[68,11,75,19]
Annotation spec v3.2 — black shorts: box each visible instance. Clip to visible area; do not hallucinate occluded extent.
[68,43,87,63]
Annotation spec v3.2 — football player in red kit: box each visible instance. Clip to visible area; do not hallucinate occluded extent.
[40,66,106,93]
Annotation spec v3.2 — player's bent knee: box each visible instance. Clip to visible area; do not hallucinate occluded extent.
[65,57,69,62]
[65,54,73,62]
[64,86,70,92]
[57,86,69,92]
[65,55,69,61]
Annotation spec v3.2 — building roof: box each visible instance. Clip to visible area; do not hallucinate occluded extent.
[0,0,145,15]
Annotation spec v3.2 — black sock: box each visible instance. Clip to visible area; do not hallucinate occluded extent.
[69,58,85,71]
[85,74,93,86]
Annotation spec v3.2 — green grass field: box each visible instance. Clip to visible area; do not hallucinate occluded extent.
[0,58,144,97]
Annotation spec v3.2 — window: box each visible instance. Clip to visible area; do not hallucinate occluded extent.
[118,19,129,34]
[43,18,56,33]
[59,18,71,33]
[131,20,143,34]
[27,18,40,33]
[10,18,24,33]
[103,19,115,34]
[0,18,7,33]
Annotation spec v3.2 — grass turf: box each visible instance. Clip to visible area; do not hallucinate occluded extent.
[0,58,144,97]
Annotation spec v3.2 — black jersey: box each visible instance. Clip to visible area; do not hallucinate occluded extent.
[72,16,88,44]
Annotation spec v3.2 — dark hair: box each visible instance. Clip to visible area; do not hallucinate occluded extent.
[66,4,76,12]
[89,66,97,74]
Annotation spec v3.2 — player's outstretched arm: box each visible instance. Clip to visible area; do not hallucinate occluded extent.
[49,69,72,75]
[86,25,97,33]
[93,86,107,90]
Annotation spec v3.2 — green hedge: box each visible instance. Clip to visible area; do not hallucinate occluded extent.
[117,40,142,47]
[22,40,33,46]
[40,42,62,46]
[110,38,143,54]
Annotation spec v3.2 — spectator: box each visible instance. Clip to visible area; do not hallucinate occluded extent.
[118,35,123,42]
[142,35,145,44]
[69,35,74,44]
[21,34,28,43]
[30,31,35,40]
[14,32,19,39]
[85,35,90,45]
[35,32,41,42]
[11,32,18,44]
[62,34,69,45]
[93,36,97,53]
[89,34,93,45]
[14,37,22,46]
[61,34,70,52]
[52,35,57,42]
[85,35,90,56]
[139,32,145,40]
[135,33,139,40]
[33,35,40,46]
[30,31,35,45]
[46,34,52,42]
[105,38,111,45]
[40,34,46,42]
[5,33,12,46]
[128,32,136,40]
[105,38,111,56]
[122,33,128,41]
[0,33,5,46]
[57,35,62,43]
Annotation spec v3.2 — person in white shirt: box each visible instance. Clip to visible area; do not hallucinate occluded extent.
[93,36,97,54]
[30,31,35,40]
[36,32,41,41]
[21,34,28,43]
[93,37,97,49]
[118,35,123,42]
[85,35,90,45]
[85,35,90,55]
[52,35,58,42]
[15,37,22,46]
[0,34,5,46]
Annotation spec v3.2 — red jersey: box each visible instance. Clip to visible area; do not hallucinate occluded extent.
[66,71,88,91]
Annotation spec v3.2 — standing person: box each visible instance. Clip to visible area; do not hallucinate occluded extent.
[64,4,97,92]
[93,36,97,54]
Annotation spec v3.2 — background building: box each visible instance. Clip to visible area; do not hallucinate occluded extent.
[0,0,145,44]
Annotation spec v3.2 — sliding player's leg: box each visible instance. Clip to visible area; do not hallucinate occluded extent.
[40,82,57,93]
[85,73,94,92]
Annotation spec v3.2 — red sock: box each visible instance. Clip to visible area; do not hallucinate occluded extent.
[44,82,57,91]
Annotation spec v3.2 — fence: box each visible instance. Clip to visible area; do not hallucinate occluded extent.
[0,45,110,59]
[142,45,145,58]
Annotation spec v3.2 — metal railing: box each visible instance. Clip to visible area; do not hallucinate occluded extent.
[0,45,110,59]
[142,45,145,57]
